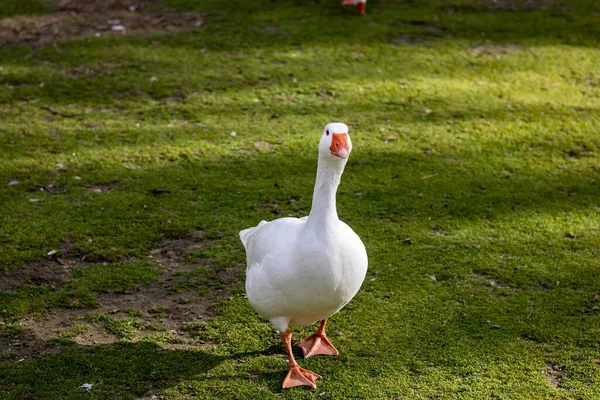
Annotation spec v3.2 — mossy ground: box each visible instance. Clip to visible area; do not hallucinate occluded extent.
[1,0,599,399]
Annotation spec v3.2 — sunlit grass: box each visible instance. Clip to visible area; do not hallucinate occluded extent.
[0,0,599,399]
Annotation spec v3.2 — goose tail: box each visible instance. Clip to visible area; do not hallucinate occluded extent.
[239,220,267,248]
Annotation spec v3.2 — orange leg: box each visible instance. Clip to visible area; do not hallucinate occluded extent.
[281,330,322,389]
[296,319,339,359]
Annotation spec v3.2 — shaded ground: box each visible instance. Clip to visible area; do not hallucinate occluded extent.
[1,0,600,399]
[0,234,240,361]
[0,0,203,46]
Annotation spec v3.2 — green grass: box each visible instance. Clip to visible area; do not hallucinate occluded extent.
[1,0,600,399]
[0,0,49,18]
[0,260,160,320]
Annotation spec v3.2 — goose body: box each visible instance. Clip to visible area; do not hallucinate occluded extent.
[240,122,368,389]
[242,214,367,332]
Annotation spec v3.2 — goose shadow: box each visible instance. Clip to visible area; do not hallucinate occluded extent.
[0,339,288,399]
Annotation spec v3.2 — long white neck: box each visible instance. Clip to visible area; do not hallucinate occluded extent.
[307,155,347,225]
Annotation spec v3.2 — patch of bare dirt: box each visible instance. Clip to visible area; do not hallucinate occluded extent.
[0,286,211,359]
[0,261,69,291]
[1,233,242,359]
[150,232,212,270]
[0,0,204,47]
[25,310,119,343]
[0,239,118,292]
[86,184,115,193]
[0,326,63,361]
[544,363,566,387]
[469,42,522,56]
[94,280,214,331]
[253,141,278,149]
[392,34,433,46]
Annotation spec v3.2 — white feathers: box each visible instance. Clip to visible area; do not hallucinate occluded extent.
[240,123,367,333]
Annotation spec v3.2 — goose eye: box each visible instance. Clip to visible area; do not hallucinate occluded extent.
[326,130,330,136]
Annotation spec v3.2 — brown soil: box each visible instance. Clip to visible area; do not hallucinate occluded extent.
[0,0,204,47]
[543,363,566,387]
[86,184,115,193]
[469,42,522,56]
[392,34,434,46]
[150,232,212,268]
[0,261,69,291]
[0,233,242,359]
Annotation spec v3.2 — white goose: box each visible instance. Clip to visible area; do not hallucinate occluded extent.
[239,122,368,389]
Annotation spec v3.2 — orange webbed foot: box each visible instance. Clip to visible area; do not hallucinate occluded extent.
[296,333,339,359]
[282,365,322,389]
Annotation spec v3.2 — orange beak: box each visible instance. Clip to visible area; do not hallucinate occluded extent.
[330,133,349,159]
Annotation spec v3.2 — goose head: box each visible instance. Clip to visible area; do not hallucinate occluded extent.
[319,122,352,161]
